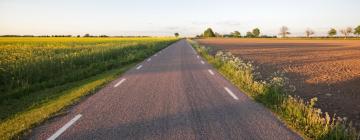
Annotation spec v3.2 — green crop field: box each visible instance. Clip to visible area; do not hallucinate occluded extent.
[0,37,178,139]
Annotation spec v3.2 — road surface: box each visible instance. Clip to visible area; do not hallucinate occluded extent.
[28,39,301,140]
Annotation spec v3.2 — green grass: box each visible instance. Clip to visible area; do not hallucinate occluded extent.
[0,37,178,140]
[0,63,135,140]
[0,37,176,108]
[0,37,177,121]
[189,39,359,140]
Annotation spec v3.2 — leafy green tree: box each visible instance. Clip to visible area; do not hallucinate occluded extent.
[354,25,360,37]
[231,31,241,38]
[328,28,337,37]
[174,33,179,37]
[252,28,260,37]
[203,28,216,37]
[84,33,90,37]
[246,32,254,38]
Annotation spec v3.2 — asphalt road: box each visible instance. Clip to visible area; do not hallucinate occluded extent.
[28,39,302,140]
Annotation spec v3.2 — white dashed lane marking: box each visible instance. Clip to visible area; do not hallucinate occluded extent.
[224,87,239,100]
[47,114,82,140]
[114,78,126,88]
[208,69,215,75]
[136,65,143,70]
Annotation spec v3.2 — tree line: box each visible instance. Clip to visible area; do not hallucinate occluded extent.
[197,28,275,38]
[198,25,360,38]
[0,34,113,38]
[279,26,360,38]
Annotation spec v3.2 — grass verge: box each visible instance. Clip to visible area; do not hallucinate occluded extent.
[188,39,359,140]
[0,63,136,140]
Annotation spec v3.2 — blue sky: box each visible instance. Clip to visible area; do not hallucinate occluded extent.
[0,0,359,36]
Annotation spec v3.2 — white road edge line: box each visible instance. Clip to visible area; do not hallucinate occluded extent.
[197,55,200,59]
[154,54,158,56]
[200,60,205,64]
[208,69,215,75]
[136,65,143,70]
[147,58,151,62]
[224,87,239,100]
[114,78,126,87]
[47,114,82,140]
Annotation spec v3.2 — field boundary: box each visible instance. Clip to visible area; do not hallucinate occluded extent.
[188,39,359,140]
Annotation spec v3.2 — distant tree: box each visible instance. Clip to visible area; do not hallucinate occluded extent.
[174,33,179,37]
[246,32,254,38]
[84,33,90,37]
[328,28,337,37]
[252,28,260,37]
[354,25,360,37]
[279,26,290,38]
[305,28,315,37]
[340,27,353,39]
[203,28,216,37]
[214,32,223,37]
[260,35,277,38]
[231,31,241,38]
[1,35,21,37]
[77,35,81,38]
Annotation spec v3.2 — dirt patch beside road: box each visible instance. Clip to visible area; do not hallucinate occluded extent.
[197,38,360,128]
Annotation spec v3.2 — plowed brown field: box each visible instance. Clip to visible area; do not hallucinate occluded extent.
[197,38,360,128]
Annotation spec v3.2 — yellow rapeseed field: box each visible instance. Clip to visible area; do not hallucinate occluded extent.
[0,37,178,139]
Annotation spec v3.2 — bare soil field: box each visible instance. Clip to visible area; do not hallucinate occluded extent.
[196,38,360,128]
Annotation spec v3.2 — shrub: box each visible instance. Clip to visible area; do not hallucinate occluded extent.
[203,28,216,37]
